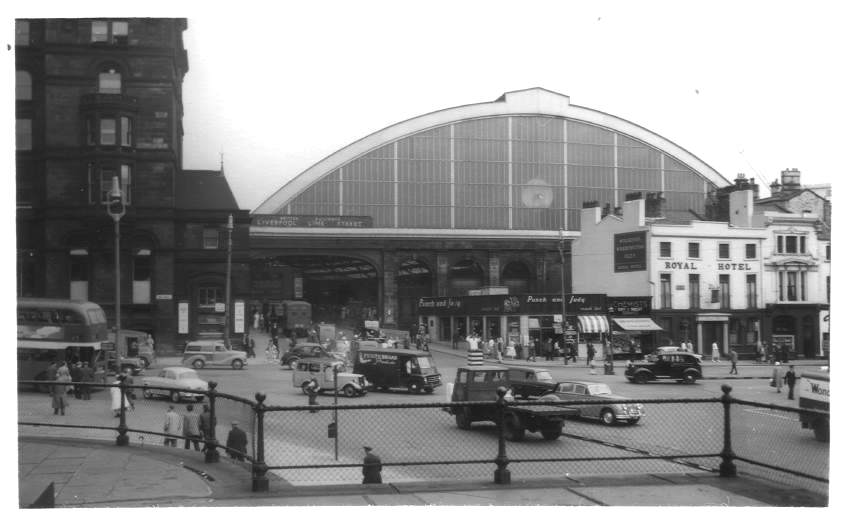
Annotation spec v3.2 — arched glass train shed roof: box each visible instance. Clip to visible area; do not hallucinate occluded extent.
[253,88,729,236]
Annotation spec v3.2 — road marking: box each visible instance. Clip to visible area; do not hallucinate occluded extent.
[744,408,795,421]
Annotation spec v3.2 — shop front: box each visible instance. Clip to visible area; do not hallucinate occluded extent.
[607,297,661,357]
[764,304,825,360]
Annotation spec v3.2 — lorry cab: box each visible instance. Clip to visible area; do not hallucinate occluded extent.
[292,358,368,398]
[354,348,441,394]
[451,366,509,401]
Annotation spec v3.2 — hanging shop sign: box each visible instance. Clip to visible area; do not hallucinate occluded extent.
[607,297,652,316]
[417,293,606,316]
[614,231,647,272]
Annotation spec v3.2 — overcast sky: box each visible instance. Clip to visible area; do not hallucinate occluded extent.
[174,1,848,212]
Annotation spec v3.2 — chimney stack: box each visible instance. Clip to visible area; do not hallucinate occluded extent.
[781,168,801,190]
[770,179,782,196]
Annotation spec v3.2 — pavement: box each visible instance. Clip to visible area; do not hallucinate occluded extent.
[18,334,830,508]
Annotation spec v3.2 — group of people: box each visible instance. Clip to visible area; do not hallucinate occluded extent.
[160,403,248,460]
[46,360,97,415]
[771,362,798,400]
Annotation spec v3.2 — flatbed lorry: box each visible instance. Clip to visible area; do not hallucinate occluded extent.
[446,365,579,441]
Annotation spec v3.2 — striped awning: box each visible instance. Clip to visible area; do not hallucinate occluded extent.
[612,317,663,332]
[577,315,609,334]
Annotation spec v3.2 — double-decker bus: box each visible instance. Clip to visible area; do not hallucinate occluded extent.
[17,298,110,388]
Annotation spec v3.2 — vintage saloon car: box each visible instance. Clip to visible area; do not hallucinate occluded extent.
[625,351,702,384]
[142,367,208,402]
[281,342,335,370]
[182,340,247,370]
[540,381,645,425]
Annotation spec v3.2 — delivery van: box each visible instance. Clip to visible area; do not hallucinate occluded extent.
[354,348,441,394]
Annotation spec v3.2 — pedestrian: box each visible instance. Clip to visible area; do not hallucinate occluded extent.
[109,378,131,417]
[686,340,694,355]
[506,340,516,360]
[80,361,93,400]
[528,338,537,362]
[226,421,248,461]
[123,369,136,408]
[771,362,784,393]
[586,342,596,366]
[361,446,383,484]
[589,358,597,375]
[452,331,459,350]
[265,340,278,362]
[544,338,553,361]
[56,361,72,395]
[70,361,82,399]
[51,364,70,415]
[711,341,720,362]
[423,334,430,352]
[306,377,320,412]
[757,341,767,364]
[784,365,797,400]
[729,349,739,375]
[183,404,202,451]
[163,404,182,447]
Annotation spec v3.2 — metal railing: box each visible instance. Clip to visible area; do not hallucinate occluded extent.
[18,379,829,494]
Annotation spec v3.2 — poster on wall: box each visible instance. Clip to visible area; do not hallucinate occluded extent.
[178,301,189,334]
[234,300,245,334]
[294,277,303,299]
[614,231,647,272]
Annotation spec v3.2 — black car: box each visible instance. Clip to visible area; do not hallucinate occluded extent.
[624,351,702,384]
[280,343,331,370]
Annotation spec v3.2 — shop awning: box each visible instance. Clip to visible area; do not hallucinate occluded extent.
[611,317,663,332]
[577,315,609,334]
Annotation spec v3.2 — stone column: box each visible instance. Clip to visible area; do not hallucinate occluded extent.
[723,321,729,357]
[696,321,704,356]
[382,251,398,327]
[437,252,449,296]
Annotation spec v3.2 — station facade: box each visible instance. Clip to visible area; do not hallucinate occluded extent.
[250,88,729,334]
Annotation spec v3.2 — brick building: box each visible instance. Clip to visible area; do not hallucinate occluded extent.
[15,18,249,354]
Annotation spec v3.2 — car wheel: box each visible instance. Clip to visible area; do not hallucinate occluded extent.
[342,385,356,398]
[407,381,421,394]
[289,358,300,370]
[170,391,180,403]
[681,371,697,384]
[455,407,471,429]
[143,388,153,399]
[231,359,244,370]
[634,372,649,384]
[600,409,616,426]
[541,425,562,440]
[140,357,151,369]
[813,419,829,442]
[301,381,312,395]
[192,359,205,370]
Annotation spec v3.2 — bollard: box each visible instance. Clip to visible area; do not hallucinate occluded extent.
[116,374,129,446]
[719,384,737,478]
[493,386,511,484]
[204,381,220,463]
[252,392,269,492]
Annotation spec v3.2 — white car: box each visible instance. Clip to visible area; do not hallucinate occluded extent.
[142,367,209,403]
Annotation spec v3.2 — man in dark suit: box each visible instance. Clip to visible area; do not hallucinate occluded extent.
[226,421,248,461]
[362,446,383,484]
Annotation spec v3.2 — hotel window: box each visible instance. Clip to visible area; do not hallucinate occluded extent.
[203,229,221,250]
[746,243,756,259]
[16,21,30,46]
[718,243,730,259]
[16,71,32,100]
[98,69,122,94]
[16,119,32,150]
[719,275,730,309]
[69,250,89,301]
[660,273,672,309]
[688,242,700,259]
[689,274,700,309]
[132,249,152,304]
[659,241,671,258]
[777,235,805,255]
[92,20,128,44]
[786,271,797,301]
[746,274,757,308]
[100,118,117,145]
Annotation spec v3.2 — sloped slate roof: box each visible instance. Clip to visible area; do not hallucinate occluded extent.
[176,170,240,210]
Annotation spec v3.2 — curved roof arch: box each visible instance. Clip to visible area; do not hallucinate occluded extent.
[255,88,729,215]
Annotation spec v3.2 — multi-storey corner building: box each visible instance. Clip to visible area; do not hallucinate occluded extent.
[573,181,830,359]
[15,18,249,353]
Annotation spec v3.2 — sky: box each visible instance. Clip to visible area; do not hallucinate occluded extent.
[173,1,848,212]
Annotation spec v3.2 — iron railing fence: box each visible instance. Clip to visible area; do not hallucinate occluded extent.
[18,380,828,494]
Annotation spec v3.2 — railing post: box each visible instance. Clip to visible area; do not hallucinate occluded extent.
[252,392,269,492]
[205,381,220,463]
[493,386,511,484]
[116,374,129,446]
[719,384,737,478]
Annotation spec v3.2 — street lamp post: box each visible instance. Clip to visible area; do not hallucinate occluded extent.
[558,228,568,356]
[224,214,234,349]
[107,176,126,362]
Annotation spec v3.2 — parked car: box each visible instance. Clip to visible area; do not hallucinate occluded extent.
[540,381,645,425]
[107,329,156,368]
[141,367,208,402]
[182,340,247,370]
[281,342,334,370]
[292,358,368,398]
[625,351,702,384]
